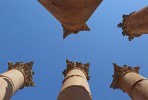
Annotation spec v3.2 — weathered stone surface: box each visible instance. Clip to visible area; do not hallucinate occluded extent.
[8,61,35,88]
[38,0,102,38]
[58,59,92,100]
[63,59,90,80]
[110,63,140,89]
[111,63,148,100]
[118,6,148,41]
[58,86,92,100]
[0,61,35,100]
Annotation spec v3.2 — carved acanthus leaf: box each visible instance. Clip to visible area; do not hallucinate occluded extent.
[110,63,140,89]
[63,59,90,80]
[8,61,35,88]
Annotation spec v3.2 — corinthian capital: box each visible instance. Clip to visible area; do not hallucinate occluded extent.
[8,61,35,88]
[63,59,90,80]
[110,63,140,89]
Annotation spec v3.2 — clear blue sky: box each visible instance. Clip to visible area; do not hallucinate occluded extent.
[0,0,148,100]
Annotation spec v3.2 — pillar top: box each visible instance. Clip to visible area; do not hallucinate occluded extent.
[8,61,35,88]
[110,63,140,89]
[63,59,90,80]
[62,24,90,39]
[117,12,142,41]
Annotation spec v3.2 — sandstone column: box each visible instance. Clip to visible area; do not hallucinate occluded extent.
[58,59,92,100]
[110,63,148,100]
[0,61,35,100]
[38,0,102,39]
[118,6,148,41]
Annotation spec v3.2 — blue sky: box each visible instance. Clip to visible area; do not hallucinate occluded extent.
[0,0,148,100]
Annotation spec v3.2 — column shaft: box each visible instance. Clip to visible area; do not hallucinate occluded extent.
[0,61,35,100]
[118,6,148,40]
[126,6,148,34]
[132,79,148,100]
[58,60,92,100]
[121,72,148,100]
[111,63,148,100]
[110,64,148,100]
[61,69,91,93]
[0,70,24,100]
[38,0,103,39]
[120,72,147,98]
[0,77,12,100]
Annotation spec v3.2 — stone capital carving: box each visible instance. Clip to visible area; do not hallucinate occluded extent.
[63,59,90,80]
[117,12,142,41]
[62,24,90,39]
[110,63,140,89]
[8,61,35,88]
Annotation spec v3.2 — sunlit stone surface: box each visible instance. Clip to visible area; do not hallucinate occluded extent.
[0,62,35,100]
[58,59,92,100]
[111,63,148,100]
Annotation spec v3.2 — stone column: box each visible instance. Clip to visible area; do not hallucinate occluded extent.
[118,6,148,41]
[0,61,35,100]
[38,0,102,39]
[110,63,148,100]
[58,59,92,100]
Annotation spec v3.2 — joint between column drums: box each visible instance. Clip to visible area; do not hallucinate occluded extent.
[130,79,148,99]
[8,61,35,88]
[0,75,15,92]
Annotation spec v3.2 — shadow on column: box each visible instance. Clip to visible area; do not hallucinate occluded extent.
[3,78,13,100]
[58,85,92,100]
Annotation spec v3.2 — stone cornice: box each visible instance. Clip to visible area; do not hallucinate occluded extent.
[110,63,140,89]
[8,61,35,88]
[117,12,142,41]
[63,59,90,80]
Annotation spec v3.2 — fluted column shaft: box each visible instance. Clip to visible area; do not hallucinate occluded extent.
[0,62,35,100]
[111,63,148,100]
